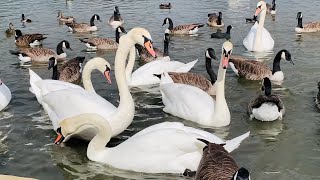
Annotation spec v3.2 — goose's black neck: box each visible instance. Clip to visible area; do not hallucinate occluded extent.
[226,27,231,35]
[263,78,272,96]
[56,42,64,55]
[90,15,96,26]
[272,51,283,74]
[52,65,59,80]
[113,11,121,21]
[297,17,303,28]
[115,29,120,43]
[206,57,217,84]
[163,39,169,56]
[167,18,173,30]
[217,14,222,25]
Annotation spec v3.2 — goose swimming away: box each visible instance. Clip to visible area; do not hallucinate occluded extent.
[210,25,232,40]
[266,0,276,14]
[159,3,172,9]
[108,6,124,29]
[229,49,293,84]
[245,15,258,23]
[248,77,285,121]
[162,17,204,35]
[295,12,320,33]
[194,141,250,180]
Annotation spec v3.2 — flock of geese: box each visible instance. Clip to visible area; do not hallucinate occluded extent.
[1,0,320,179]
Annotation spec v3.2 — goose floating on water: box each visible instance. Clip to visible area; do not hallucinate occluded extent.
[248,77,285,121]
[14,30,47,47]
[211,25,232,40]
[162,17,204,35]
[108,6,124,29]
[5,23,15,36]
[295,12,320,33]
[266,0,276,14]
[57,11,75,23]
[159,3,172,9]
[66,14,101,32]
[21,14,32,23]
[207,12,224,27]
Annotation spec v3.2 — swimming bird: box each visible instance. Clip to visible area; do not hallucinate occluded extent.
[315,82,320,111]
[228,49,293,83]
[5,23,15,35]
[21,14,32,23]
[14,30,47,47]
[295,12,320,33]
[207,12,224,27]
[135,33,170,64]
[154,48,218,96]
[162,17,204,35]
[10,40,72,63]
[108,6,124,29]
[248,77,285,121]
[55,114,250,174]
[159,41,233,127]
[66,14,101,32]
[210,25,232,40]
[0,80,12,111]
[243,1,274,52]
[266,0,276,14]
[57,11,75,23]
[245,15,258,23]
[195,141,250,180]
[48,56,85,83]
[79,26,126,50]
[159,3,172,9]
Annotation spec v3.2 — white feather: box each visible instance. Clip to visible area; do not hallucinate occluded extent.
[251,102,281,121]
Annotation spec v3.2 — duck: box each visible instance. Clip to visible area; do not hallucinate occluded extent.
[195,141,250,180]
[162,17,204,35]
[14,30,47,47]
[295,12,320,33]
[66,14,101,32]
[243,1,274,52]
[5,23,15,35]
[315,82,320,111]
[57,11,75,23]
[108,6,124,29]
[159,3,172,9]
[154,48,218,96]
[210,25,232,40]
[207,12,224,27]
[0,80,12,111]
[21,14,32,23]
[228,49,293,83]
[158,41,233,127]
[29,28,157,141]
[55,113,250,174]
[266,0,276,14]
[248,77,285,121]
[79,26,126,50]
[48,56,85,83]
[245,15,258,23]
[10,40,72,63]
[135,33,170,64]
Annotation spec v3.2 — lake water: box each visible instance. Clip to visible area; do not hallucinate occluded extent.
[0,0,319,179]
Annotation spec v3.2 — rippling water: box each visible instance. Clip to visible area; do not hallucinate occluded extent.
[0,0,320,179]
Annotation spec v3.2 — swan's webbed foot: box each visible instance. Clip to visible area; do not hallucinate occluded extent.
[183,169,196,177]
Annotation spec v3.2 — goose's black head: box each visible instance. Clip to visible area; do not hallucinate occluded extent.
[206,48,217,61]
[297,12,302,20]
[279,49,293,65]
[232,167,250,180]
[114,6,120,14]
[162,17,170,26]
[116,26,127,34]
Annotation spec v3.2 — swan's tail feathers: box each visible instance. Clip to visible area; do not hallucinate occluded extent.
[175,59,198,72]
[223,131,250,153]
[160,72,174,85]
[29,69,42,95]
[153,74,161,79]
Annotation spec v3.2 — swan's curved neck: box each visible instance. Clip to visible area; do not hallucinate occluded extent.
[254,8,267,51]
[258,9,266,29]
[82,62,98,93]
[205,57,216,84]
[125,46,136,83]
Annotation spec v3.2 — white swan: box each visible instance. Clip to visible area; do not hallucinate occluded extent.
[30,28,157,141]
[243,1,274,52]
[56,113,250,174]
[159,41,232,127]
[0,80,12,111]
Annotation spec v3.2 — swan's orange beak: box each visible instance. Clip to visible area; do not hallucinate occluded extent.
[222,54,230,69]
[104,71,112,85]
[254,7,262,16]
[54,133,64,145]
[144,41,156,58]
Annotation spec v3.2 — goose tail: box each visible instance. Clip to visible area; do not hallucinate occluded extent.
[175,59,198,72]
[223,131,250,153]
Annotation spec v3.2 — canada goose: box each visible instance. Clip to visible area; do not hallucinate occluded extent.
[195,140,250,180]
[159,3,172,9]
[108,6,124,29]
[14,30,47,47]
[315,82,320,111]
[207,12,224,27]
[245,15,258,23]
[295,12,320,33]
[210,25,232,40]
[79,26,126,50]
[21,14,32,23]
[5,23,15,35]
[248,77,285,121]
[57,11,75,23]
[48,56,85,83]
[266,0,276,14]
[66,14,101,32]
[162,17,204,35]
[135,33,170,64]
[10,40,72,63]
[229,49,293,83]
[154,48,218,96]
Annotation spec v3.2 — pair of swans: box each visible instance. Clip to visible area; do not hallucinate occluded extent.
[243,1,274,52]
[30,28,249,174]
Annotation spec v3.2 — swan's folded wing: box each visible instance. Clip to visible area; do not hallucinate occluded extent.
[243,22,258,51]
[262,27,274,51]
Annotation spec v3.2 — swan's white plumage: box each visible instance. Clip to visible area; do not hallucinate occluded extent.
[243,22,274,52]
[252,102,282,121]
[0,81,12,111]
